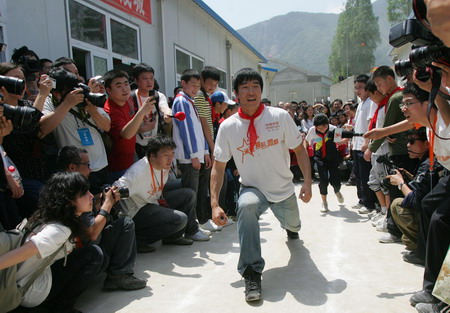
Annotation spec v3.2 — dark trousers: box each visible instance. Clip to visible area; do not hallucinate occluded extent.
[316,158,341,195]
[353,150,377,210]
[179,163,211,224]
[40,245,103,312]
[133,187,196,244]
[99,216,136,275]
[420,174,450,293]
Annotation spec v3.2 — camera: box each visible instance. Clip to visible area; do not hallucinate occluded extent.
[0,75,42,129]
[149,89,159,103]
[376,155,399,188]
[102,185,130,199]
[18,55,40,82]
[0,75,25,95]
[76,83,107,108]
[389,0,450,81]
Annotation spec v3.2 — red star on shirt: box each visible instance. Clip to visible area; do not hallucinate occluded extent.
[236,138,252,163]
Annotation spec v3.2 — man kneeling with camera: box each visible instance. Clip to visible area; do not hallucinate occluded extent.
[113,136,209,253]
[57,145,147,290]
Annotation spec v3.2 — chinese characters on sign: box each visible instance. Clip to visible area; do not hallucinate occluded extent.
[101,0,152,24]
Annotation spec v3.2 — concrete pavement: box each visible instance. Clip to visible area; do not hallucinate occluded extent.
[77,183,424,313]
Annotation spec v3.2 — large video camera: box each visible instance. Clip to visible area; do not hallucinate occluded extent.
[389,0,450,81]
[0,75,42,129]
[76,83,107,109]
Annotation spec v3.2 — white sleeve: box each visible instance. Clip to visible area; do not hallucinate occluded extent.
[305,127,314,145]
[157,92,172,116]
[42,96,54,115]
[29,224,71,259]
[96,107,111,120]
[213,123,232,163]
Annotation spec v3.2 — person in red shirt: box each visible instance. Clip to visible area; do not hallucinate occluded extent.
[103,70,156,180]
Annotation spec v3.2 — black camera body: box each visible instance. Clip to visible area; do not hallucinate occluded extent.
[376,155,399,189]
[102,185,130,199]
[390,0,450,81]
[149,89,159,103]
[76,83,107,109]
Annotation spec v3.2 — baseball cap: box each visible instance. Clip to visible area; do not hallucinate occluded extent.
[210,90,236,105]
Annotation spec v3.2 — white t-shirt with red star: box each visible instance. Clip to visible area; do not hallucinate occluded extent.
[214,106,303,202]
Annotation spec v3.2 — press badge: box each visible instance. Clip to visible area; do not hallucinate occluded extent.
[77,128,94,146]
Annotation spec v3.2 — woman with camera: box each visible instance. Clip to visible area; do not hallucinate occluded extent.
[0,62,53,219]
[0,172,109,313]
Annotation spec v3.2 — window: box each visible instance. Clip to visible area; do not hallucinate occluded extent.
[218,68,227,89]
[69,1,107,49]
[175,47,204,83]
[111,19,138,59]
[67,0,140,78]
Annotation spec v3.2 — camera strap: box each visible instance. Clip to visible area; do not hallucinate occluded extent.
[69,109,102,135]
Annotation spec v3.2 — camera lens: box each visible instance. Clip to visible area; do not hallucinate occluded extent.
[0,75,26,95]
[410,45,450,69]
[394,59,413,77]
[1,103,42,129]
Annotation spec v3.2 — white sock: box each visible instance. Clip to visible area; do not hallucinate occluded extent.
[381,206,387,214]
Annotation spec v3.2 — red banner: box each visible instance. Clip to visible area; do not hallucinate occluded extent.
[101,0,152,24]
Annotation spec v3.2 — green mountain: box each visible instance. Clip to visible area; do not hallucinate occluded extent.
[238,0,393,76]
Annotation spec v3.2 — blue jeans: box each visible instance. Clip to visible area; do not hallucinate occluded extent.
[237,187,301,275]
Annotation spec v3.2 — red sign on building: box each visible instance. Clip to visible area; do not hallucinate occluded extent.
[101,0,152,24]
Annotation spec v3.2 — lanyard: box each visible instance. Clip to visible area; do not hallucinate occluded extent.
[149,162,164,195]
[429,117,438,171]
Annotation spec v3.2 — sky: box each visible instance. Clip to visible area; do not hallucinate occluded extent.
[202,0,349,30]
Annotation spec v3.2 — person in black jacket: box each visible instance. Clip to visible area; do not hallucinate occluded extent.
[382,128,444,264]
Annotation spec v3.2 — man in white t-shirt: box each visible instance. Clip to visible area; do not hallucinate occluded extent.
[210,68,312,302]
[352,74,377,212]
[129,63,172,158]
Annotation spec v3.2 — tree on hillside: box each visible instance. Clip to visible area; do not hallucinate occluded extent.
[387,0,411,25]
[328,0,380,83]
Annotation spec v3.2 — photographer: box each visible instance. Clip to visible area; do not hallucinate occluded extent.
[365,81,450,309]
[129,63,172,159]
[382,128,443,260]
[40,68,112,196]
[0,62,52,218]
[57,145,147,290]
[11,46,40,101]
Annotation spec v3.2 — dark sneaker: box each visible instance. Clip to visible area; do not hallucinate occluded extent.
[137,243,156,253]
[410,290,439,307]
[286,229,299,239]
[243,268,262,302]
[104,274,147,290]
[162,237,194,245]
[403,252,425,266]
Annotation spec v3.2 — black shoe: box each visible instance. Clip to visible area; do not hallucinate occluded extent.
[286,229,299,239]
[137,243,156,253]
[243,268,262,302]
[410,289,439,307]
[403,252,425,266]
[162,237,194,246]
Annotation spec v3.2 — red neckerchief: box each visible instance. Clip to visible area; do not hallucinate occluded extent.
[368,87,403,130]
[238,104,265,155]
[176,93,198,118]
[315,127,329,158]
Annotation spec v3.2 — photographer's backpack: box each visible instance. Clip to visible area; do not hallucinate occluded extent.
[0,220,67,313]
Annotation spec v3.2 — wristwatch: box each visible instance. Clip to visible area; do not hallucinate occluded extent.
[98,209,110,218]
[398,182,405,190]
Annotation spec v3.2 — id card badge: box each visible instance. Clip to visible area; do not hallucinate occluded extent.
[77,128,94,146]
[158,198,169,208]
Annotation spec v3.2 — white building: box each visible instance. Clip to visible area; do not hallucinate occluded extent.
[0,0,266,98]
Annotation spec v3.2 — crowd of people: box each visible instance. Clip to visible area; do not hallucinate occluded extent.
[1,0,450,309]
